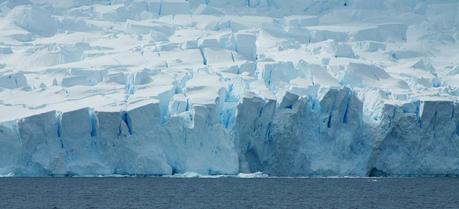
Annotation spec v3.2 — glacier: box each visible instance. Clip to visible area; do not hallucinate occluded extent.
[0,0,459,177]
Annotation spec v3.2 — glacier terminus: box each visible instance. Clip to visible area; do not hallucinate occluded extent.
[0,0,459,177]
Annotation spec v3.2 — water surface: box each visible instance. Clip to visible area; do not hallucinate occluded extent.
[0,177,458,209]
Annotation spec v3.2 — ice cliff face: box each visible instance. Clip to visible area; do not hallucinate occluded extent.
[1,0,459,176]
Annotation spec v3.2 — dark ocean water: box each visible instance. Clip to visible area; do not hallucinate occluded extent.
[0,177,458,209]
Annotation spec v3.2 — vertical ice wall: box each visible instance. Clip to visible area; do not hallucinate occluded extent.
[369,101,459,176]
[2,87,459,176]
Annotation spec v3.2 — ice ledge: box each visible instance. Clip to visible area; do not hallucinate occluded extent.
[1,88,458,177]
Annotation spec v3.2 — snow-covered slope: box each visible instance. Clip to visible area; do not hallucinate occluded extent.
[1,0,459,176]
